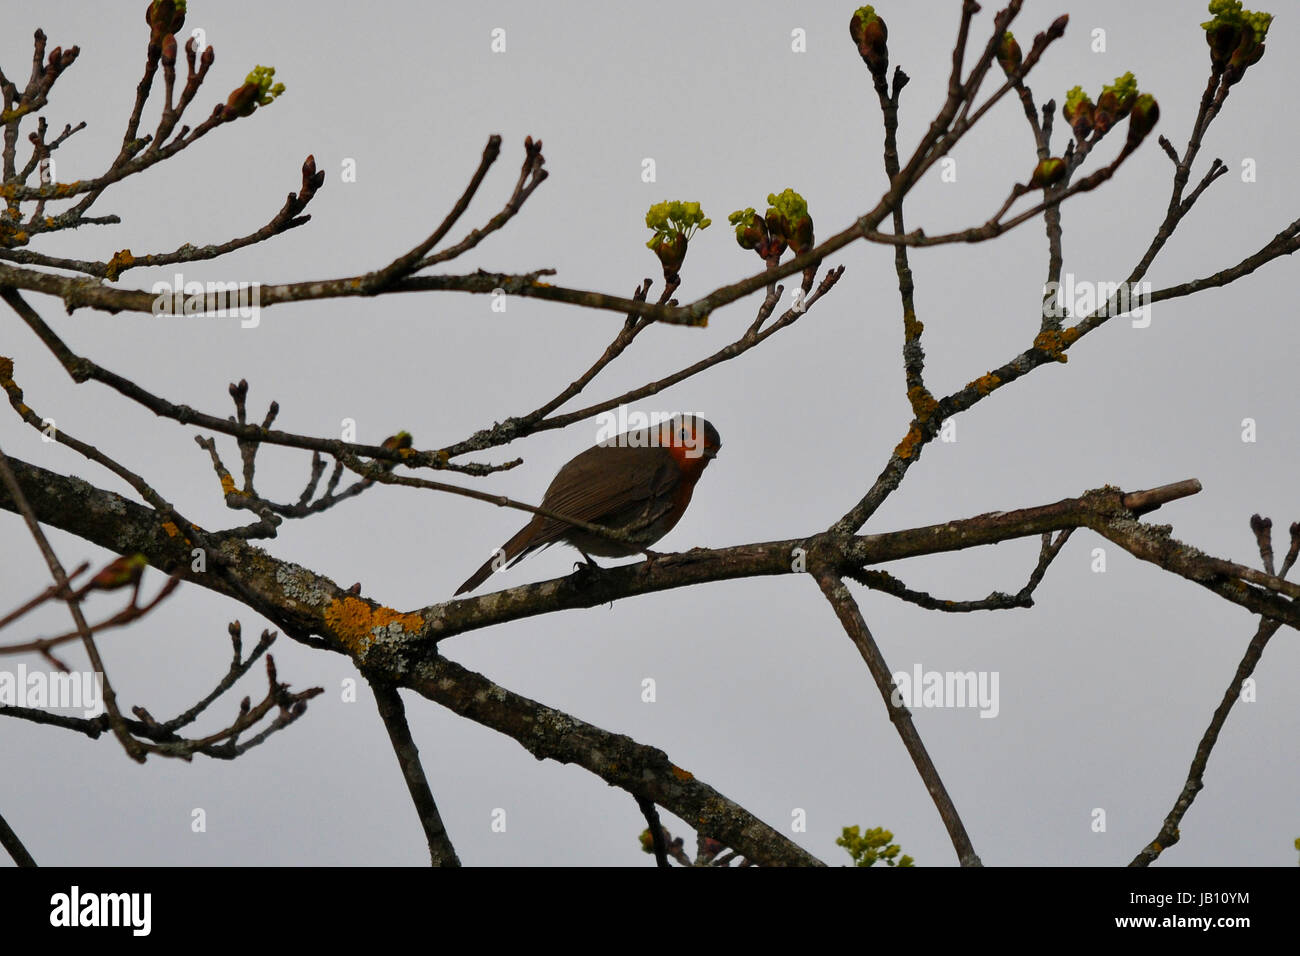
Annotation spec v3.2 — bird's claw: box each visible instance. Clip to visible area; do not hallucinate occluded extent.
[571,559,602,582]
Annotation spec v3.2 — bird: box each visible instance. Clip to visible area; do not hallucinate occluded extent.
[455,414,721,595]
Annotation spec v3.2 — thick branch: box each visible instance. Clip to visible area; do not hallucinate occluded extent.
[386,653,823,867]
[0,457,821,866]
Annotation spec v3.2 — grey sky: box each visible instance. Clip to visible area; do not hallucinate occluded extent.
[1,0,1296,866]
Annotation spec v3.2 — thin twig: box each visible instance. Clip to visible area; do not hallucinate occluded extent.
[814,571,982,866]
[0,809,36,867]
[370,680,462,866]
[1129,616,1280,866]
[636,796,671,868]
[0,443,143,760]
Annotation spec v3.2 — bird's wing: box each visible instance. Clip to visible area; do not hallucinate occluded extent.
[455,446,680,594]
[529,445,679,545]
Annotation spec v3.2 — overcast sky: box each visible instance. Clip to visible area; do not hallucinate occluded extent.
[2,0,1296,866]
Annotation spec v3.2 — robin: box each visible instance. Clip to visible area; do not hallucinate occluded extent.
[455,414,721,595]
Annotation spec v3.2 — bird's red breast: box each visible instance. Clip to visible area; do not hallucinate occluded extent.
[455,415,720,595]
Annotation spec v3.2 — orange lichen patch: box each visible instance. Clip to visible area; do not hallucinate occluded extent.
[105,249,135,281]
[1033,327,1080,362]
[670,764,695,782]
[161,521,181,537]
[219,473,236,495]
[907,385,939,421]
[0,220,30,245]
[895,422,925,460]
[902,308,924,339]
[0,359,30,415]
[968,372,1002,395]
[323,595,424,658]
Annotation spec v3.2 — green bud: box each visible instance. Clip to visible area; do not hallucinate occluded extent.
[222,82,260,120]
[381,431,413,453]
[1126,93,1160,148]
[849,6,889,73]
[1060,87,1092,138]
[145,0,186,40]
[997,32,1022,76]
[223,66,285,120]
[1202,1,1273,77]
[1029,157,1067,189]
[1243,10,1274,43]
[1226,28,1267,83]
[1101,72,1138,116]
[789,215,814,254]
[1202,0,1272,44]
[648,231,687,276]
[245,65,285,106]
[764,188,811,257]
[89,554,148,590]
[764,189,814,254]
[1205,20,1242,67]
[644,199,710,277]
[1063,86,1091,115]
[1093,76,1136,136]
[728,207,765,250]
[761,213,789,258]
[374,431,413,472]
[645,202,670,232]
[766,188,809,224]
[1063,86,1095,137]
[645,199,709,239]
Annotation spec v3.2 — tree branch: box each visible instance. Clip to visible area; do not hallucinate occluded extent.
[814,571,982,866]
[0,808,36,867]
[370,680,462,866]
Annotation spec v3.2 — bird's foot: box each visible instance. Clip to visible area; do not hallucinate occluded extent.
[571,554,605,584]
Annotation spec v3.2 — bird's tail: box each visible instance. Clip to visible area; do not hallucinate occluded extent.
[454,519,543,596]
